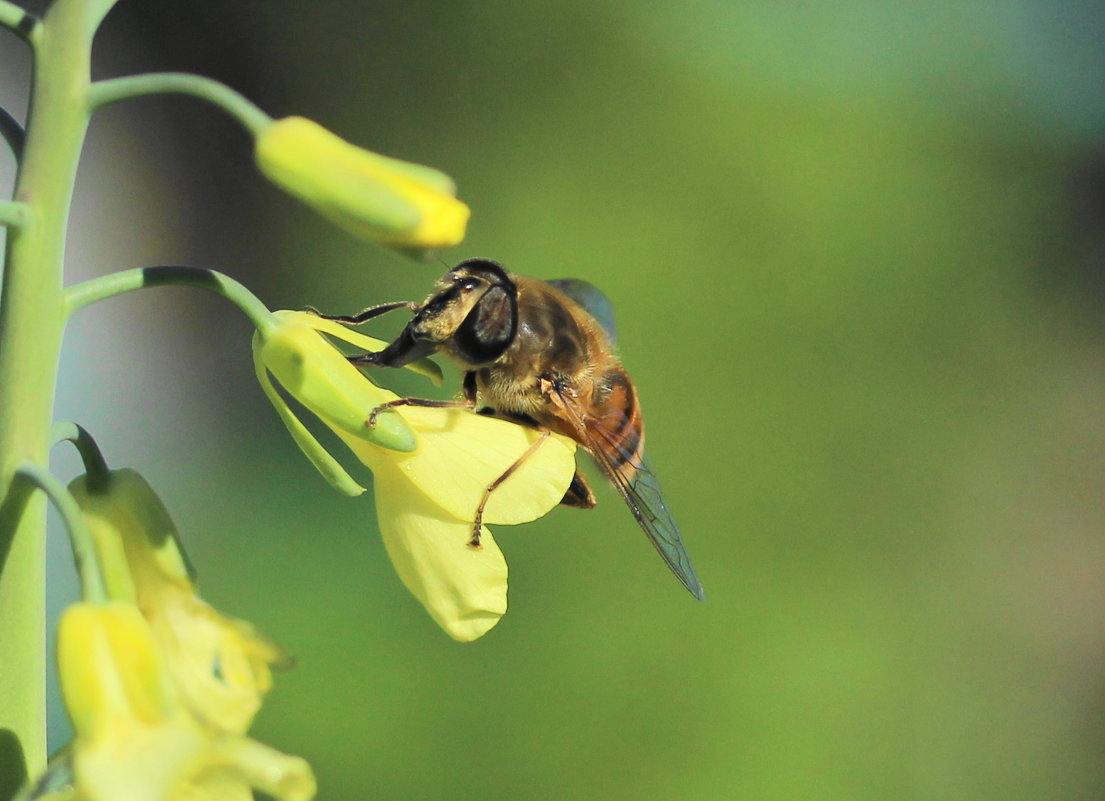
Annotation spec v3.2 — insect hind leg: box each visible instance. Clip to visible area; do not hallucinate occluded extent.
[469,428,551,548]
[559,469,596,509]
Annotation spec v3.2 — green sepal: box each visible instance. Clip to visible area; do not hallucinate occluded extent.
[252,345,367,497]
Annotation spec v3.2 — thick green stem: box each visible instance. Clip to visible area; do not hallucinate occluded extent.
[65,265,275,332]
[0,0,94,787]
[89,72,272,136]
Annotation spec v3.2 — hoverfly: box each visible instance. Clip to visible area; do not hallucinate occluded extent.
[316,258,705,600]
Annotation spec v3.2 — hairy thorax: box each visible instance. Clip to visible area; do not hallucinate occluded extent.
[472,281,605,420]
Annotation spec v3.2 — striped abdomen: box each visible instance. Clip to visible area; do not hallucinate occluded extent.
[583,365,645,484]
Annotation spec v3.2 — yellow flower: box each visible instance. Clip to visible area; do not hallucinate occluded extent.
[254,310,577,641]
[69,469,288,734]
[51,601,315,801]
[255,116,470,253]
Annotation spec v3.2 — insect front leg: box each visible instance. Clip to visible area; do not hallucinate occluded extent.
[306,300,416,325]
[349,323,438,371]
[469,428,550,548]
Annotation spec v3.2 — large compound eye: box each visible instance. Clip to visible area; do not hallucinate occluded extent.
[454,285,517,364]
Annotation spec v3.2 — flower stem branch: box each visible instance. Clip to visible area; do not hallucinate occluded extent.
[87,0,120,32]
[65,265,275,332]
[0,1,38,43]
[88,72,273,136]
[0,202,31,228]
[51,422,110,493]
[0,105,25,160]
[12,463,106,603]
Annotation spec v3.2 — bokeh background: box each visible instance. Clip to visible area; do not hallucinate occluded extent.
[4,1,1105,798]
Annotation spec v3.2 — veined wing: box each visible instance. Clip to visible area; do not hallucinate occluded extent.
[552,386,706,601]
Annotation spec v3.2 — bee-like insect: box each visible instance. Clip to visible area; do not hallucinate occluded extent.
[317,258,705,601]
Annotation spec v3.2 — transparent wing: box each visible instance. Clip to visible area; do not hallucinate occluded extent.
[554,390,706,601]
[546,279,618,345]
[591,430,706,602]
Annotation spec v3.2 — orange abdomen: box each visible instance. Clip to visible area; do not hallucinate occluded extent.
[581,366,645,483]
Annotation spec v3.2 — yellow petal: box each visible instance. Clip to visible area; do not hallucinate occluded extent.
[173,775,254,801]
[58,602,172,737]
[59,602,209,801]
[151,590,286,734]
[205,738,316,801]
[373,470,507,641]
[351,406,577,525]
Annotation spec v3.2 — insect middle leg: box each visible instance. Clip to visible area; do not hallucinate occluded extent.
[469,428,551,549]
[367,397,475,427]
[366,372,480,427]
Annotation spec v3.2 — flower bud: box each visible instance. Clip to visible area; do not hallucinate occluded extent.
[255,116,470,253]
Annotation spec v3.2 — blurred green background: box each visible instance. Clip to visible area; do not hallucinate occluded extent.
[4,0,1105,798]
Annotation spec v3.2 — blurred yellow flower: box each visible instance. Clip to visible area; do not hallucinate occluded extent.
[52,601,315,801]
[254,310,577,640]
[69,469,288,734]
[255,116,470,253]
